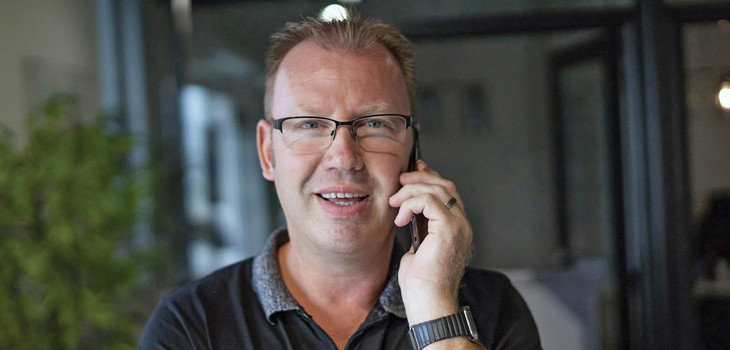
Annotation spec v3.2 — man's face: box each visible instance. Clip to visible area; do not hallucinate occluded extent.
[257,40,412,255]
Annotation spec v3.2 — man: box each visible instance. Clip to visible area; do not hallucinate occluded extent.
[140,13,540,350]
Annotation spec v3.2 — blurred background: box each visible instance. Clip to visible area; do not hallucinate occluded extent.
[1,0,729,349]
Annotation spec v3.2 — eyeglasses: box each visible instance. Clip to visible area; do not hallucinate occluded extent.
[272,114,413,152]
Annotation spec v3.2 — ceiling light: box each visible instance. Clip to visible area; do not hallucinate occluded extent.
[319,4,348,22]
[717,78,730,112]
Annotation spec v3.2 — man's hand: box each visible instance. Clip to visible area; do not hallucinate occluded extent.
[389,160,474,326]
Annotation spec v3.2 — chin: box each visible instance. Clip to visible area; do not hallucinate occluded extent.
[330,221,394,251]
[326,222,366,245]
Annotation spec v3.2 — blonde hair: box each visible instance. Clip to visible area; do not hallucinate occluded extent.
[263,12,415,118]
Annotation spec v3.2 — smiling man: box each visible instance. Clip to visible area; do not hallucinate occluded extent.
[140,13,540,350]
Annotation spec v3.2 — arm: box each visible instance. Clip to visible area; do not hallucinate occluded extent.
[390,160,482,349]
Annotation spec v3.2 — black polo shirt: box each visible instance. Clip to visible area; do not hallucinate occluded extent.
[139,229,541,349]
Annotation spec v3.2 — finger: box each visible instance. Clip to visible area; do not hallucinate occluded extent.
[416,159,440,176]
[393,179,462,214]
[393,195,429,227]
[400,170,458,197]
[389,182,454,208]
[393,193,457,227]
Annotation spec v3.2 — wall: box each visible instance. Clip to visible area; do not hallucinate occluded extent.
[0,0,97,142]
[413,35,556,269]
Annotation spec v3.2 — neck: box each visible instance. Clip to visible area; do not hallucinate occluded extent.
[277,230,396,349]
[278,236,394,307]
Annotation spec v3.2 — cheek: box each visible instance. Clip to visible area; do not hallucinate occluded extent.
[369,156,407,191]
[273,148,320,182]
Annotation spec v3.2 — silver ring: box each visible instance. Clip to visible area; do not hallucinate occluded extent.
[445,197,458,210]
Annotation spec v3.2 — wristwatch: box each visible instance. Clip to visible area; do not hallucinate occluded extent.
[407,306,480,350]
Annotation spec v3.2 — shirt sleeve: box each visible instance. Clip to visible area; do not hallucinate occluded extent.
[490,281,542,350]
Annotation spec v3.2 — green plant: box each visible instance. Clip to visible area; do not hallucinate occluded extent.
[0,95,140,349]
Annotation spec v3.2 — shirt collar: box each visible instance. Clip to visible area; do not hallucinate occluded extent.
[251,228,407,323]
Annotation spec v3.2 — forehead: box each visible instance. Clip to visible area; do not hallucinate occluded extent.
[281,39,400,76]
[271,40,409,115]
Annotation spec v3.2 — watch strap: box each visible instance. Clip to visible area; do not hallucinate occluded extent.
[407,306,479,350]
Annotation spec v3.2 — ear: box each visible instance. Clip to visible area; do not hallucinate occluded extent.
[257,119,275,181]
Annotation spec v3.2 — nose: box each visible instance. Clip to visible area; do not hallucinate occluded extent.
[322,125,363,171]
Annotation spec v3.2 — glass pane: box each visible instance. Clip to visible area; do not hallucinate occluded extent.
[188,3,626,349]
[411,31,621,349]
[413,34,557,269]
[560,60,613,258]
[683,21,730,349]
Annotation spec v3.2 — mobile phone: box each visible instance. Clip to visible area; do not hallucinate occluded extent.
[408,128,428,252]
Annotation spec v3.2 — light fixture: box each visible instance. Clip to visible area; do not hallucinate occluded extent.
[171,0,193,36]
[319,4,348,22]
[717,77,730,112]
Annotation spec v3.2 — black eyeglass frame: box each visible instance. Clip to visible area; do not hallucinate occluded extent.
[272,114,414,142]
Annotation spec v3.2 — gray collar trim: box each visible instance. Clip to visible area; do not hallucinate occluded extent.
[251,228,407,322]
[252,228,300,323]
[379,272,406,318]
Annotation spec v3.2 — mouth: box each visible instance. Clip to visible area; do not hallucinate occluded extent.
[317,192,369,206]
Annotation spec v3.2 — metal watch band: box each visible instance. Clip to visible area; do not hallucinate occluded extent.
[407,306,479,350]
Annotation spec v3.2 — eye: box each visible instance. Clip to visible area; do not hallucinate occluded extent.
[365,120,383,128]
[295,120,320,129]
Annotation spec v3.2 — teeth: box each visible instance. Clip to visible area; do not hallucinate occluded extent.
[321,192,364,199]
[334,201,355,206]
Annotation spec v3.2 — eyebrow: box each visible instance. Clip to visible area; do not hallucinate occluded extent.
[357,103,392,115]
[292,105,323,116]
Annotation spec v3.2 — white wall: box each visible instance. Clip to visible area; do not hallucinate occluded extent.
[0,0,97,142]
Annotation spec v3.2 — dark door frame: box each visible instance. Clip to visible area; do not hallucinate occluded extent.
[549,31,629,349]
